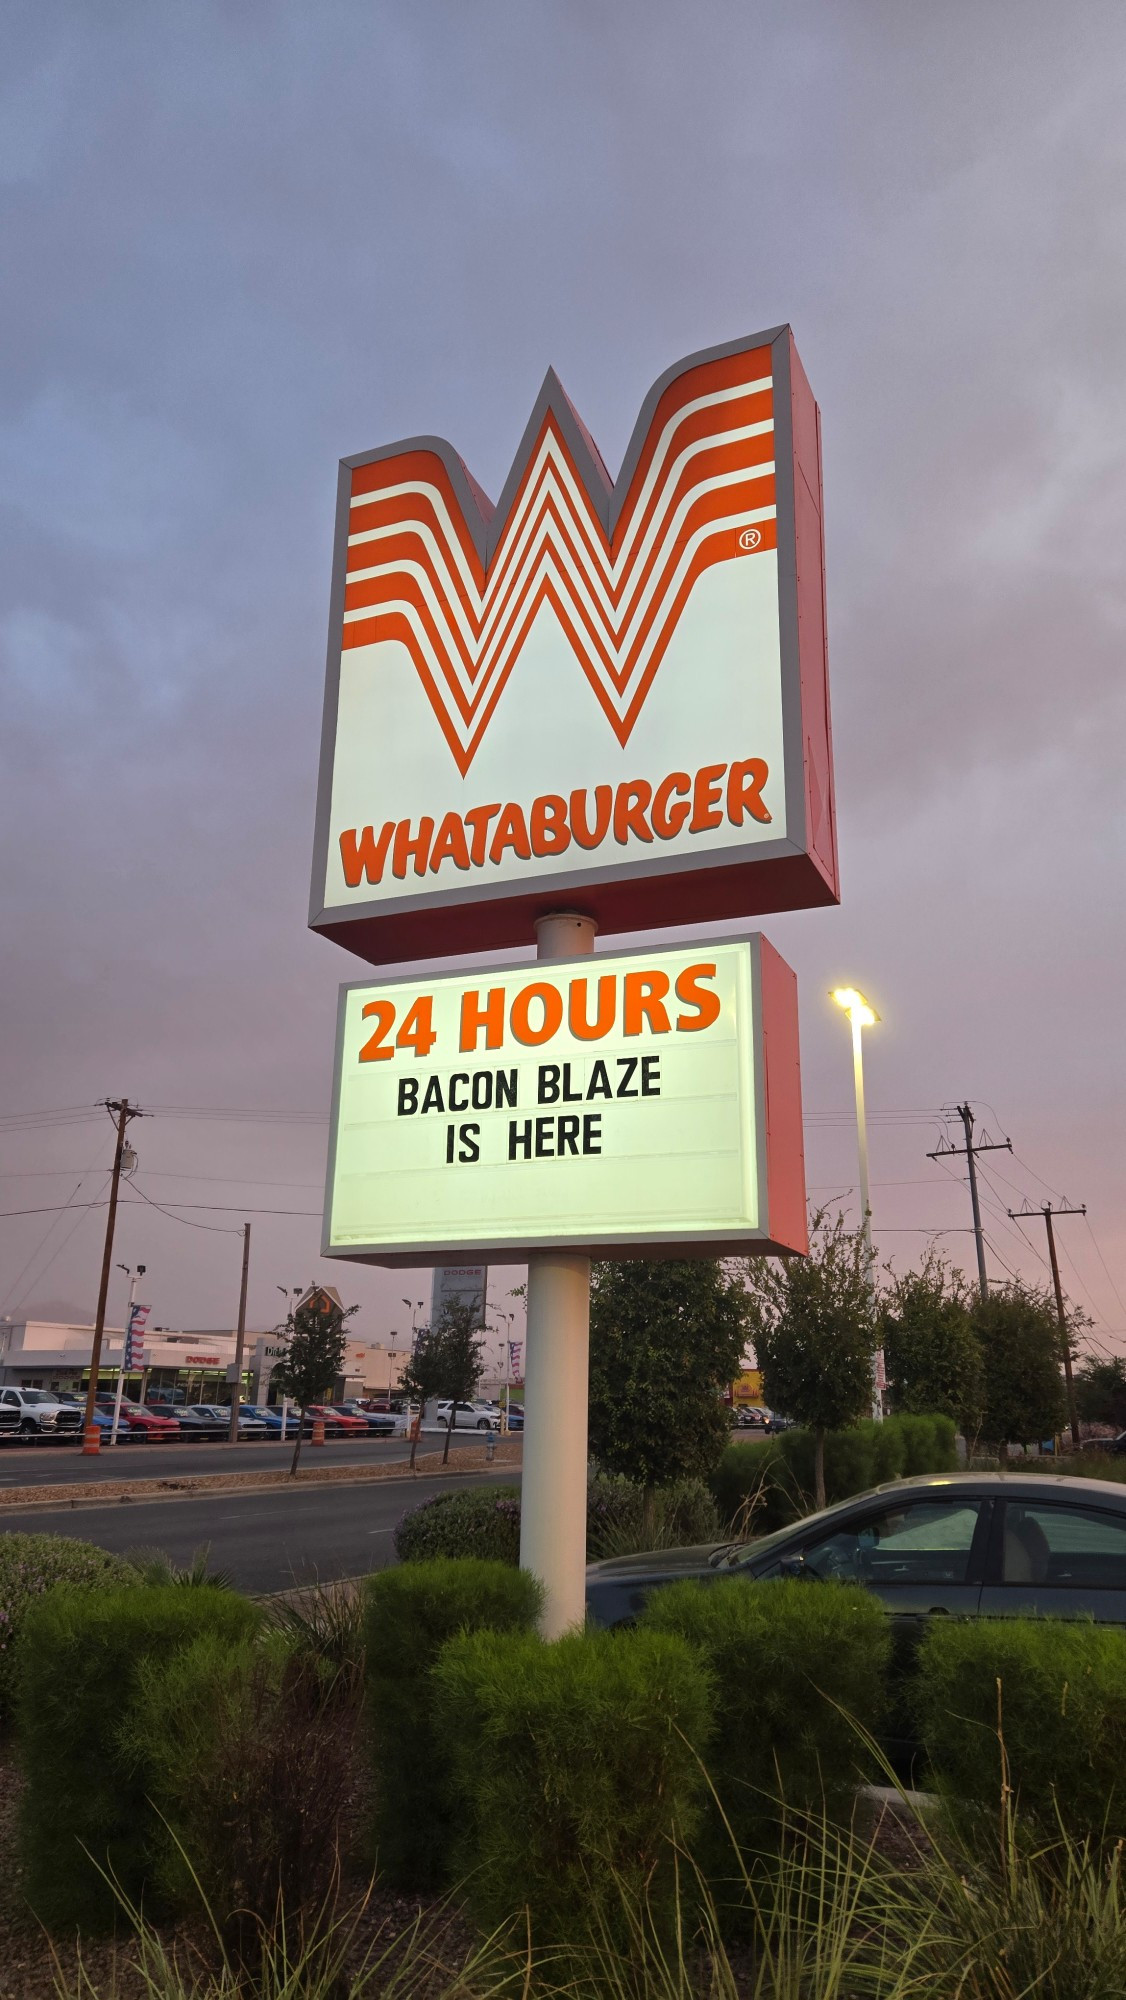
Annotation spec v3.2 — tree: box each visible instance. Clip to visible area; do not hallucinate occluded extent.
[587,1259,748,1489]
[972,1280,1066,1454]
[881,1251,984,1436]
[270,1288,355,1476]
[1075,1357,1126,1432]
[747,1211,877,1509]
[399,1300,486,1466]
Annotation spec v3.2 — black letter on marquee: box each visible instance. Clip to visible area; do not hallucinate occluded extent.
[583,1113,603,1154]
[538,1065,560,1105]
[641,1056,661,1096]
[398,1077,419,1116]
[587,1060,612,1100]
[509,1119,533,1160]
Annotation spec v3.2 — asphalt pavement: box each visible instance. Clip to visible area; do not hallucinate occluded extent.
[0,1428,494,1489]
[0,1466,518,1593]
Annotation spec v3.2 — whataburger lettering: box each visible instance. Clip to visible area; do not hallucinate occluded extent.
[340,756,769,887]
[310,325,838,964]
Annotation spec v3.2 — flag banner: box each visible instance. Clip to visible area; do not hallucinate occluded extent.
[125,1303,150,1372]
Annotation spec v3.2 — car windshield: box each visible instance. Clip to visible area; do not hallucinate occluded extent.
[20,1390,56,1405]
[712,1496,876,1569]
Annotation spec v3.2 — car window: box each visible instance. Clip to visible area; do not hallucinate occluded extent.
[1002,1501,1126,1588]
[1,1391,18,1407]
[22,1390,52,1404]
[801,1499,984,1586]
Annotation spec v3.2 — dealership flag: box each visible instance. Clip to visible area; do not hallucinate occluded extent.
[507,1339,523,1379]
[124,1304,150,1371]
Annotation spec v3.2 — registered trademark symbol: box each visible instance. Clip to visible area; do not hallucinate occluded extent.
[738,527,762,551]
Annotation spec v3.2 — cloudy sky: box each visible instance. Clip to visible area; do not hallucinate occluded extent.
[2,2,1124,1369]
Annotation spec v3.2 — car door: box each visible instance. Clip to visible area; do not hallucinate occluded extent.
[794,1494,991,1634]
[979,1496,1126,1627]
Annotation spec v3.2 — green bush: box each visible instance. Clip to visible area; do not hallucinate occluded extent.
[0,1532,138,1723]
[362,1558,542,1888]
[641,1576,888,1887]
[585,1473,722,1557]
[916,1615,1126,1838]
[433,1624,713,1950]
[709,1414,958,1534]
[132,1630,359,1962]
[15,1583,260,1930]
[393,1485,521,1564]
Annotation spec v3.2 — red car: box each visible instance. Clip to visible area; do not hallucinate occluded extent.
[95,1398,181,1439]
[305,1403,371,1436]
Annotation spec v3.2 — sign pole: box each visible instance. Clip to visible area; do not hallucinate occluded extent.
[519,912,596,1639]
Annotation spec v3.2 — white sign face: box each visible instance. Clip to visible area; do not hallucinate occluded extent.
[430,1265,488,1324]
[323,937,804,1265]
[309,328,838,964]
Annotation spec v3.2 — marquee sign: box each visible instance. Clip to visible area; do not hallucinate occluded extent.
[322,935,807,1265]
[309,325,838,964]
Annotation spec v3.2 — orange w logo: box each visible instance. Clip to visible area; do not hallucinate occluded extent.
[340,341,778,777]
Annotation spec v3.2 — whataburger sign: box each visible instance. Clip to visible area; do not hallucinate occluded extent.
[323,938,806,1264]
[309,325,838,964]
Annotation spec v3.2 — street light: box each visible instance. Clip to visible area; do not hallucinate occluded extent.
[830,987,881,1419]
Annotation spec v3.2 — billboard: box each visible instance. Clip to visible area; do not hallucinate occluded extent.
[310,326,837,965]
[322,935,806,1265]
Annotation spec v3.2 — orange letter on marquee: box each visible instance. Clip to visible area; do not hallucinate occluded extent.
[569,785,612,850]
[727,758,771,825]
[651,771,691,840]
[613,779,654,845]
[510,981,564,1047]
[339,822,395,887]
[690,764,726,833]
[464,803,502,867]
[489,803,532,864]
[568,975,616,1041]
[675,963,721,1032]
[460,988,506,1052]
[623,970,671,1036]
[530,794,571,856]
[429,811,472,873]
[392,816,435,879]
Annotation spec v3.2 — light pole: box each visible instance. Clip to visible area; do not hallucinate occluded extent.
[830,987,882,1420]
[110,1261,145,1447]
[387,1331,398,1399]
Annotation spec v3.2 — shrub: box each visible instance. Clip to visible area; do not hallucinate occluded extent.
[396,1476,724,1566]
[433,1624,713,1950]
[709,1415,958,1534]
[362,1558,542,1888]
[15,1582,260,1930]
[0,1532,138,1723]
[586,1473,723,1558]
[133,1629,359,1965]
[916,1615,1126,1839]
[393,1485,521,1564]
[641,1576,888,1891]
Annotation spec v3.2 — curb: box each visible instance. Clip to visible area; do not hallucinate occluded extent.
[0,1442,523,1513]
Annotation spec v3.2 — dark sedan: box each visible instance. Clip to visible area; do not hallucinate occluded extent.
[586,1472,1126,1632]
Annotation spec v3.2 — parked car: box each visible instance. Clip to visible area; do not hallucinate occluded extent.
[0,1387,84,1436]
[587,1472,1126,1635]
[733,1406,769,1430]
[337,1400,397,1435]
[499,1402,524,1431]
[763,1413,795,1434]
[171,1404,231,1440]
[55,1393,118,1436]
[239,1403,305,1437]
[436,1400,501,1432]
[305,1403,371,1436]
[95,1397,181,1439]
[1083,1432,1126,1455]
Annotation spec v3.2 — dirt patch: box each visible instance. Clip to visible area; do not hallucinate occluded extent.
[0,1441,522,1514]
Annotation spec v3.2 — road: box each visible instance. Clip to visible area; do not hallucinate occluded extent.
[0,1466,519,1593]
[0,1428,498,1489]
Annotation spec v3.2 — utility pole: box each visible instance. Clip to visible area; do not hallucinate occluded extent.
[83,1099,140,1452]
[927,1104,1012,1301]
[227,1222,251,1444]
[1008,1200,1086,1450]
